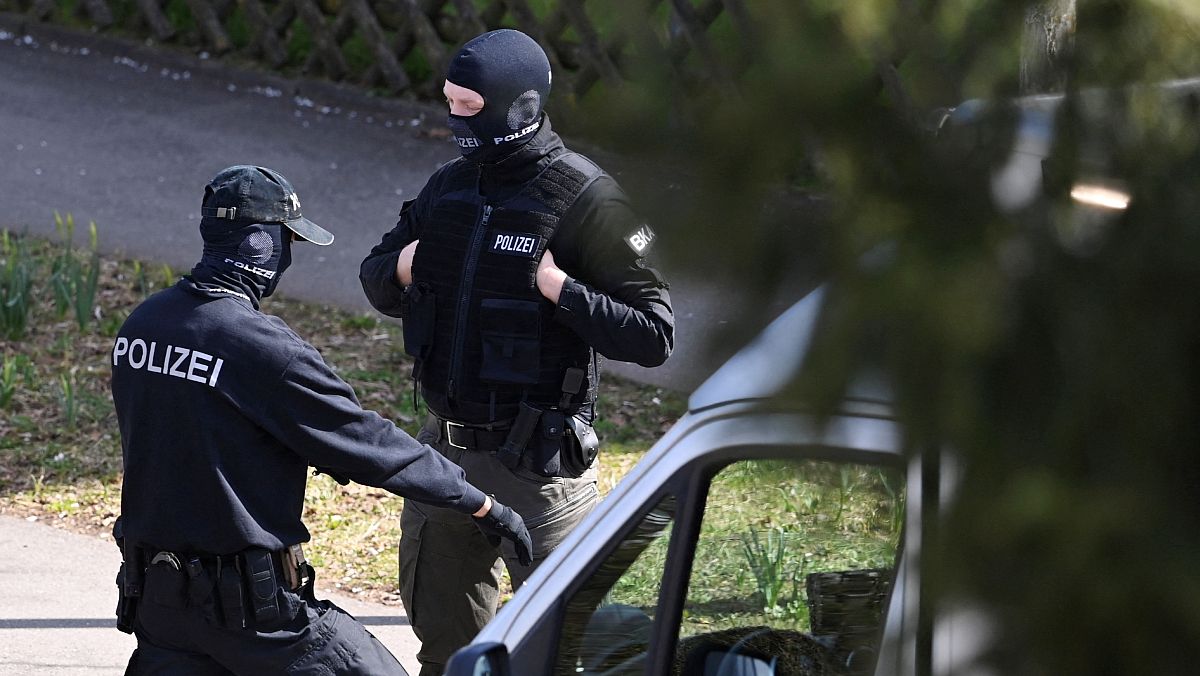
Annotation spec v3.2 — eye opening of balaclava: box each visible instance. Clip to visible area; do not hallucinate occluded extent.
[446,29,552,161]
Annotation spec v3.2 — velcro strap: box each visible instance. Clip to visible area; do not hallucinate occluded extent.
[201,206,238,220]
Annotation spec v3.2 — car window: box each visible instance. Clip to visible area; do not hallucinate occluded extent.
[554,494,677,675]
[674,459,904,676]
[549,457,903,676]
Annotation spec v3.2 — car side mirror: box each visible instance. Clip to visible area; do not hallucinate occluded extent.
[703,650,776,676]
[444,641,512,676]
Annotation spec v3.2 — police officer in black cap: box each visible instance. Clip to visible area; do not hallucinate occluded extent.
[359,30,674,675]
[111,165,533,675]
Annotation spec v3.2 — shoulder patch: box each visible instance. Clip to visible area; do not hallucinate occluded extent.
[624,224,656,256]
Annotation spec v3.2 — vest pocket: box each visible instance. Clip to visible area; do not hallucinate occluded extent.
[479,298,541,384]
[401,283,436,360]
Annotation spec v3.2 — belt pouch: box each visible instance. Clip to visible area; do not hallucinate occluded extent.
[217,558,247,629]
[144,559,188,610]
[243,548,281,627]
[115,564,137,634]
[529,410,567,477]
[185,556,218,623]
[562,415,600,478]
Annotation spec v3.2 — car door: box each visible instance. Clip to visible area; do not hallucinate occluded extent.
[480,408,905,676]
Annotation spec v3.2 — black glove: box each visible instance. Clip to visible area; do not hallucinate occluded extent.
[474,499,534,566]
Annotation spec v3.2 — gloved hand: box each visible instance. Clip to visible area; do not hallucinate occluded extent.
[474,498,534,566]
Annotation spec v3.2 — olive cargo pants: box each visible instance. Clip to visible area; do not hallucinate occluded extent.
[400,417,599,676]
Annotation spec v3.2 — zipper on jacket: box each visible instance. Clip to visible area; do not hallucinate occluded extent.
[447,202,493,405]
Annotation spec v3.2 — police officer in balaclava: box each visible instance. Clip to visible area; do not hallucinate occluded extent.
[360,30,676,675]
[111,165,532,675]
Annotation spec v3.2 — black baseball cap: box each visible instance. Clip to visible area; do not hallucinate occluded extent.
[201,165,334,246]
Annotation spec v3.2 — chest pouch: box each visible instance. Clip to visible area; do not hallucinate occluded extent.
[479,298,541,385]
[402,282,436,362]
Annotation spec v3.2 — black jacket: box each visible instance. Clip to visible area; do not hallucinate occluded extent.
[111,278,487,554]
[359,117,674,422]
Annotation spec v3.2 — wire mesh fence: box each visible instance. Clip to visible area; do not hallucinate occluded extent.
[2,0,757,104]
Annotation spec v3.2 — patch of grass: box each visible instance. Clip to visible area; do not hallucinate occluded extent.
[342,31,374,79]
[602,459,903,637]
[0,230,36,339]
[225,6,253,50]
[286,19,314,68]
[164,0,195,36]
[0,227,684,605]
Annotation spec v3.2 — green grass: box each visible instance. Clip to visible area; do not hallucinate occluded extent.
[0,225,686,604]
[603,459,903,636]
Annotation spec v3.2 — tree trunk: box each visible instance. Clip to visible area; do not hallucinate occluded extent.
[1020,0,1076,95]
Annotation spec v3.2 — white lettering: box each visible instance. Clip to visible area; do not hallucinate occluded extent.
[208,358,224,387]
[626,225,655,254]
[110,334,225,388]
[169,347,189,378]
[187,350,213,383]
[113,337,129,366]
[128,339,148,369]
[517,236,534,253]
[146,342,163,374]
[493,122,539,145]
[457,137,482,148]
[496,234,513,250]
[225,258,276,279]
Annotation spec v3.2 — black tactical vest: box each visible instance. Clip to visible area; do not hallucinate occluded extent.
[407,152,603,424]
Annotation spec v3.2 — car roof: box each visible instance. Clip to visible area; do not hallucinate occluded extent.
[688,285,894,418]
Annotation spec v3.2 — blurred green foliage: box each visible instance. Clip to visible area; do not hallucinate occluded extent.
[578,1,1200,673]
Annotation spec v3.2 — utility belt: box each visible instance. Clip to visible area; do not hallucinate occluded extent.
[116,542,310,634]
[432,365,599,479]
[435,400,598,479]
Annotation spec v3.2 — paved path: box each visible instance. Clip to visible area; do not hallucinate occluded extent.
[0,515,422,675]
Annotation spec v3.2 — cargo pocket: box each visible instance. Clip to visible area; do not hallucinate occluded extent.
[401,282,436,360]
[284,605,371,675]
[479,298,540,385]
[397,507,427,630]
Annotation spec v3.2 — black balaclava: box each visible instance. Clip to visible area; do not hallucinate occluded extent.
[190,219,291,308]
[187,164,331,308]
[446,29,552,162]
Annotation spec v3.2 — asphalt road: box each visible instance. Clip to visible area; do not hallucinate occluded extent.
[0,16,811,393]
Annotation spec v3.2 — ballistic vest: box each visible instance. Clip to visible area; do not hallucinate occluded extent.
[409,151,603,424]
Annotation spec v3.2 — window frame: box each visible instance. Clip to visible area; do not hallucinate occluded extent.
[500,405,905,675]
[646,444,906,675]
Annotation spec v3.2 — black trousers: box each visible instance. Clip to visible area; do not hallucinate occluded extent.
[125,558,405,675]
